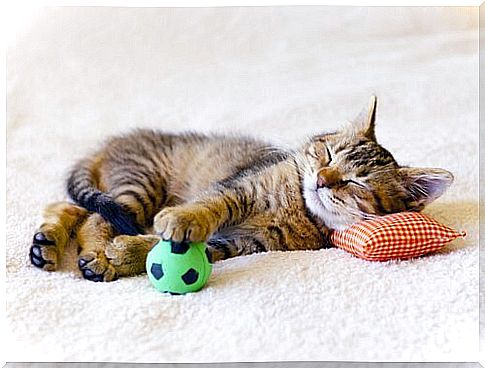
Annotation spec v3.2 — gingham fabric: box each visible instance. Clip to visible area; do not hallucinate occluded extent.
[330,212,465,261]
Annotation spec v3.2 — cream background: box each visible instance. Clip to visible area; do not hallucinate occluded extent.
[6,6,478,362]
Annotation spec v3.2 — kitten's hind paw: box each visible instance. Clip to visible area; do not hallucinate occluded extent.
[78,250,118,282]
[30,232,58,271]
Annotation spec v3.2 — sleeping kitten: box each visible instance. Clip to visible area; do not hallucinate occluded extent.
[29,96,453,282]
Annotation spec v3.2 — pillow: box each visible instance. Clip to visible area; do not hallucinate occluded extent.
[330,212,465,261]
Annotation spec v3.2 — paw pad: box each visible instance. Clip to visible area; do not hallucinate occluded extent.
[30,232,56,269]
[78,255,118,282]
[33,232,55,245]
[78,258,88,268]
[81,268,104,282]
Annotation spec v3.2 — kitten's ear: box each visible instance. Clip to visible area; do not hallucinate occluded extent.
[399,167,454,209]
[349,95,378,140]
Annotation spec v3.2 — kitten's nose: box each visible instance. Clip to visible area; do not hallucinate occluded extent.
[316,167,342,189]
[316,175,328,189]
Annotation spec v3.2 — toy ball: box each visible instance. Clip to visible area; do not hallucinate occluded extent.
[146,239,212,295]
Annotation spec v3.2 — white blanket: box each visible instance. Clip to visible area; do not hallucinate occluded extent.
[6,6,478,362]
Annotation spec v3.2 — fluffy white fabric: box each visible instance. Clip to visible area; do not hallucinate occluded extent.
[6,6,478,363]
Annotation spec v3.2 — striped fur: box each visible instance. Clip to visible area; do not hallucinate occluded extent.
[30,96,454,281]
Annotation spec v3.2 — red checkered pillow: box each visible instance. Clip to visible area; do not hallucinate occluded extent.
[330,212,465,261]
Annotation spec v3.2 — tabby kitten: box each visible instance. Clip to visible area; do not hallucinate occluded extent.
[29,97,453,282]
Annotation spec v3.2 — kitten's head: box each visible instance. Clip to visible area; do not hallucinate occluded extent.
[298,96,453,230]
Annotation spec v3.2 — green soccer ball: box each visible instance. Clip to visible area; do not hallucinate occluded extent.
[146,239,212,295]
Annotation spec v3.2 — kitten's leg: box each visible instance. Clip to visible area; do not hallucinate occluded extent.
[77,214,159,281]
[105,234,160,277]
[153,184,257,242]
[30,202,88,271]
[108,234,239,269]
[76,213,118,282]
[207,236,268,262]
[76,182,165,282]
[206,238,241,262]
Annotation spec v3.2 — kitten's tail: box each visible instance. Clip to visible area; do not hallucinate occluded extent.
[66,158,142,235]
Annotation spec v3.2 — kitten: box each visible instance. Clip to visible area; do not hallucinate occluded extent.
[29,96,453,282]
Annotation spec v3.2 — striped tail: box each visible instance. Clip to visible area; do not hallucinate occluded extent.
[66,159,142,235]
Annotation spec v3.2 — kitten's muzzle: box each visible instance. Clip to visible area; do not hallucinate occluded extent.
[316,167,342,189]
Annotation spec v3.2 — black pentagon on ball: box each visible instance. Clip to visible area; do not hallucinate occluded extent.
[170,241,190,254]
[181,268,199,285]
[205,248,212,264]
[150,263,164,280]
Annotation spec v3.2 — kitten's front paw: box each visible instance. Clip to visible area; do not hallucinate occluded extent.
[153,206,216,242]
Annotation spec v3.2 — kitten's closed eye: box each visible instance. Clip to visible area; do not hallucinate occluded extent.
[341,179,365,188]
